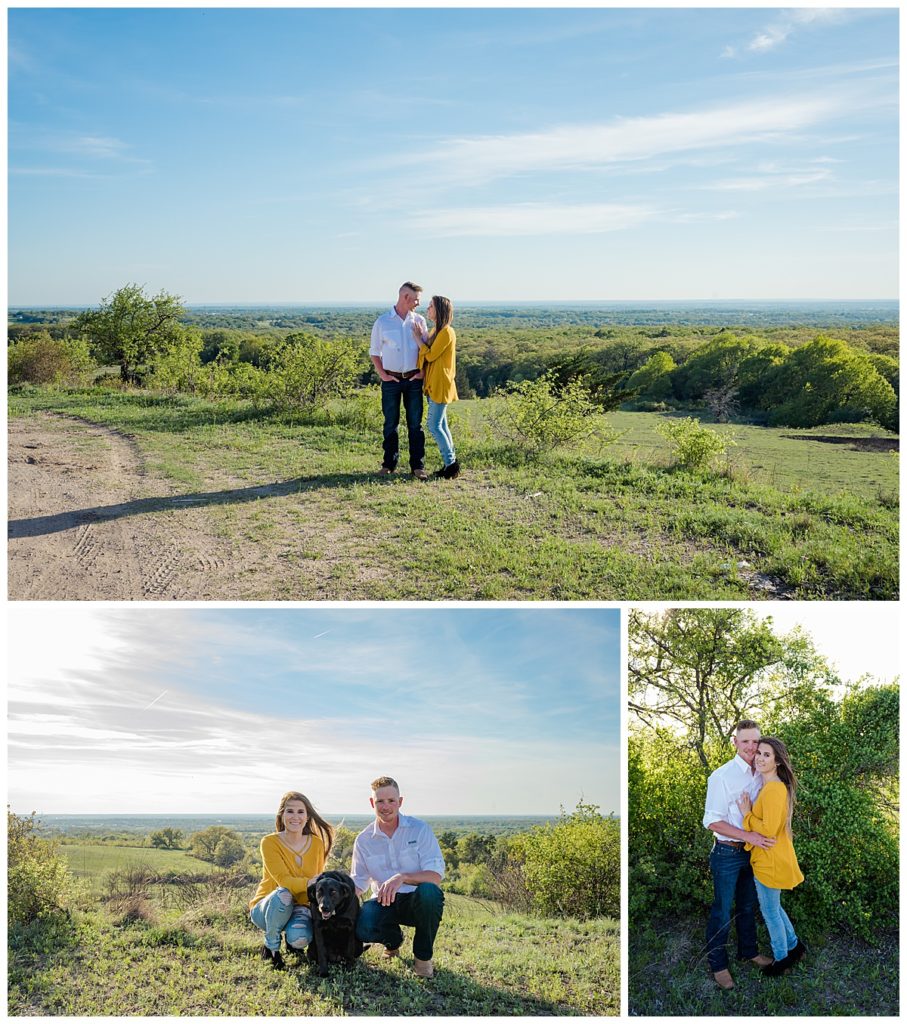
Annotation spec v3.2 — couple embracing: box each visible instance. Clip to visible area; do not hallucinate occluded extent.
[249,776,444,978]
[704,720,806,989]
[370,282,460,481]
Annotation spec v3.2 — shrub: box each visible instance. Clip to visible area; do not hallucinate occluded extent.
[511,803,619,920]
[490,372,619,460]
[8,811,79,926]
[8,333,95,386]
[656,416,735,471]
[264,334,363,411]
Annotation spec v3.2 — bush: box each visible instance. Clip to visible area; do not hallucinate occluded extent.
[8,811,79,926]
[511,803,619,920]
[264,334,363,411]
[656,416,735,471]
[8,333,95,386]
[213,835,245,867]
[490,372,620,459]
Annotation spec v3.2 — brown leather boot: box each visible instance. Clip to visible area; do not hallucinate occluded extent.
[413,957,434,978]
[713,968,735,990]
[749,954,773,967]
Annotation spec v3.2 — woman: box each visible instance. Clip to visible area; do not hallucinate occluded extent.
[249,791,334,969]
[414,295,460,479]
[737,737,806,976]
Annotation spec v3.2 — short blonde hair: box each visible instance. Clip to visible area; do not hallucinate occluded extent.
[370,776,400,793]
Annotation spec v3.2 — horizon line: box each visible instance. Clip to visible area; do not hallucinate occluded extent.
[9,297,900,310]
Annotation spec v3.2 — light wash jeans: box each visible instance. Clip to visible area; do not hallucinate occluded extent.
[250,887,313,952]
[753,877,798,961]
[426,398,456,467]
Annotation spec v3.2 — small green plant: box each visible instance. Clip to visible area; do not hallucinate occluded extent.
[656,416,735,471]
[264,334,363,411]
[490,372,620,459]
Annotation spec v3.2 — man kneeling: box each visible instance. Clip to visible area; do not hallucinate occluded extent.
[350,775,445,978]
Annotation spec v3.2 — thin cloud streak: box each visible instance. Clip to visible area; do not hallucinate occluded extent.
[410,202,655,237]
[385,91,871,187]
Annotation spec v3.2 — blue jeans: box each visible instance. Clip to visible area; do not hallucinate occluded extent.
[705,843,759,971]
[381,378,425,471]
[754,878,798,961]
[250,887,313,952]
[426,398,456,466]
[356,883,444,961]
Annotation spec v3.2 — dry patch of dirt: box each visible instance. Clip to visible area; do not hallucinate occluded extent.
[783,433,898,453]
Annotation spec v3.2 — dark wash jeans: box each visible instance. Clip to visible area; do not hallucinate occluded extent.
[705,842,759,971]
[381,378,425,471]
[356,883,444,961]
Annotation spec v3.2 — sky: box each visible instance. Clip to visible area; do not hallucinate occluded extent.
[7,7,898,305]
[6,605,620,816]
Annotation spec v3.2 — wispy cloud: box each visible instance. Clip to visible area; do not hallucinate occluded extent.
[707,167,835,192]
[410,202,655,237]
[747,8,848,54]
[385,91,869,188]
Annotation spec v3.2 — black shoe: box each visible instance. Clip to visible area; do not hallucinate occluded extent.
[761,954,794,976]
[788,938,807,964]
[442,460,461,479]
[260,945,285,970]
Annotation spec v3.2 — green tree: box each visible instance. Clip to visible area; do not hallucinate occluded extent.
[671,333,759,400]
[213,835,245,867]
[628,610,898,940]
[149,827,184,850]
[762,336,897,429]
[626,350,676,401]
[188,826,239,863]
[74,283,188,384]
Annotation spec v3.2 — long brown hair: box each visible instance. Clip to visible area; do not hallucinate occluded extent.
[428,295,453,343]
[274,790,335,856]
[758,737,798,835]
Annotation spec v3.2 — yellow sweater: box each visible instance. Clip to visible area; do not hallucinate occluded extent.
[744,780,804,890]
[417,325,458,404]
[249,832,325,909]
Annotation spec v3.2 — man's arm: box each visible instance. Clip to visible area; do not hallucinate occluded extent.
[375,870,441,906]
[370,354,394,382]
[707,821,776,848]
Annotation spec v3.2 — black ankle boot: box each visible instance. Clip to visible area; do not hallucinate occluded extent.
[761,953,794,976]
[443,460,461,479]
[260,945,285,970]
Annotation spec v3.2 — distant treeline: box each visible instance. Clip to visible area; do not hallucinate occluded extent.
[8,292,900,431]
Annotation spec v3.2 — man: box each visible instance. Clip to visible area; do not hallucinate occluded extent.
[370,282,428,479]
[351,776,445,978]
[703,719,776,990]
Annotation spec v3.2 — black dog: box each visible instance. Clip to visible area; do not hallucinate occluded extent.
[306,870,364,976]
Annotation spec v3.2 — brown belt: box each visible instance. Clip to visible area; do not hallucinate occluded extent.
[386,370,418,381]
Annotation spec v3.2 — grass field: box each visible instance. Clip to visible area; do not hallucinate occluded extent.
[60,844,217,892]
[629,918,898,1016]
[9,387,898,599]
[8,892,619,1016]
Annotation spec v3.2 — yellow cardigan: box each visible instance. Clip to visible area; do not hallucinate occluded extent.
[417,325,458,405]
[744,780,804,890]
[249,832,326,909]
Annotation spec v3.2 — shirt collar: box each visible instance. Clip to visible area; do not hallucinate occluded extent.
[733,753,755,774]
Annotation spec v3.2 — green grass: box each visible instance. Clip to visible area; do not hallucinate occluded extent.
[60,844,217,892]
[8,894,619,1016]
[629,917,898,1016]
[9,387,898,599]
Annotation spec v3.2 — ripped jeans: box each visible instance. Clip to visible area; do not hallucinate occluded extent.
[250,887,313,952]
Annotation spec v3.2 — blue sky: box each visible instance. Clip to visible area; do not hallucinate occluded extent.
[7,7,898,305]
[7,605,620,815]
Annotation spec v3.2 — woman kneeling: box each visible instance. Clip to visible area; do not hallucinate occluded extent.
[249,790,334,969]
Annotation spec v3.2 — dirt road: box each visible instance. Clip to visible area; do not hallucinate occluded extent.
[8,413,249,600]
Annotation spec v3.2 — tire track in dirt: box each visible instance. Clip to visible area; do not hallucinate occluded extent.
[8,414,197,600]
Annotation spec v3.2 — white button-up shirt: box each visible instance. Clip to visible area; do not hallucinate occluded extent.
[350,813,446,896]
[703,754,764,842]
[369,308,426,373]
